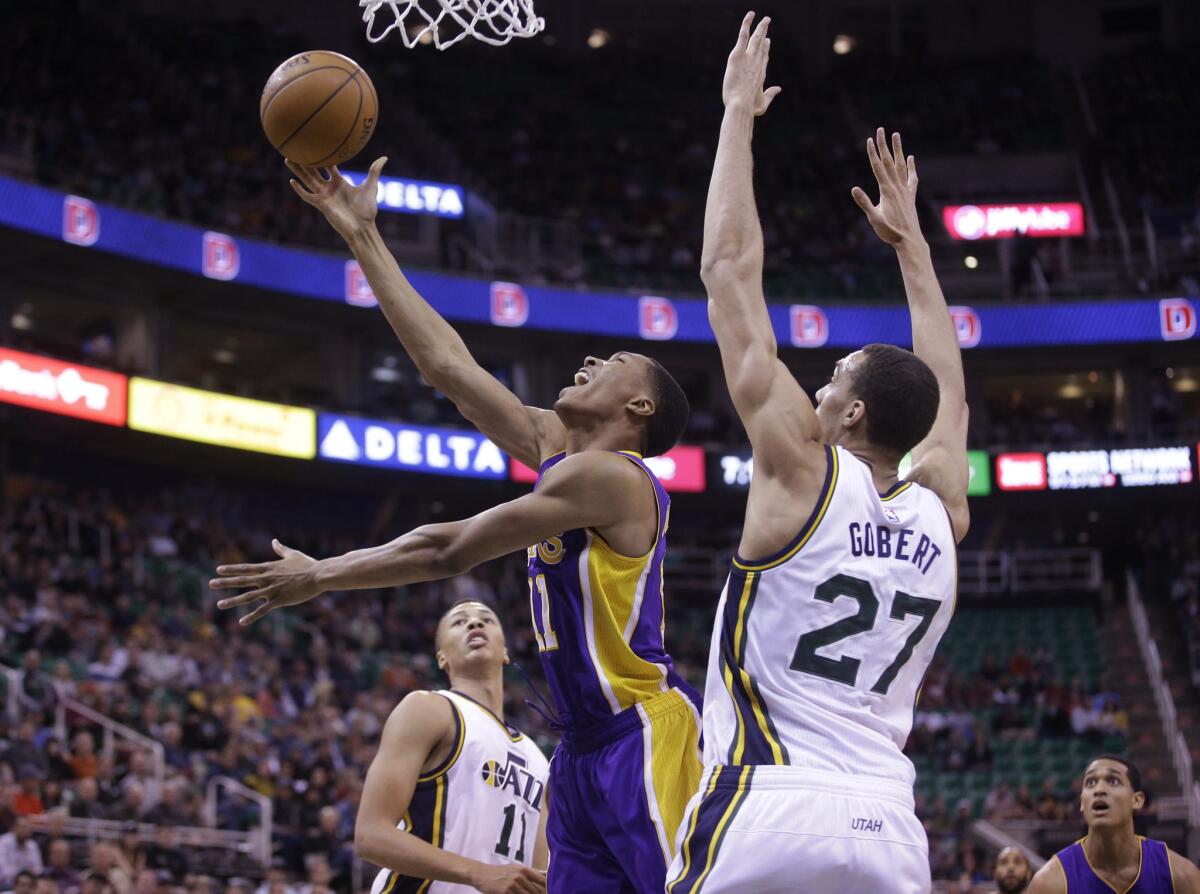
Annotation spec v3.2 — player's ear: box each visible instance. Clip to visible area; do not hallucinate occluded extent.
[435,649,447,672]
[1132,791,1145,811]
[626,395,655,420]
[844,398,866,429]
[503,648,510,666]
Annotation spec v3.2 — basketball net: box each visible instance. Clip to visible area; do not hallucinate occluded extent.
[360,0,544,49]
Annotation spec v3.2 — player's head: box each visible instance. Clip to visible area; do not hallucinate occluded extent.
[814,344,939,459]
[1080,754,1144,831]
[434,600,509,679]
[993,846,1032,893]
[554,352,689,457]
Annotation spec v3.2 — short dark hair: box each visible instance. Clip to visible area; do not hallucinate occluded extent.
[851,344,940,456]
[15,872,36,885]
[434,599,500,651]
[644,359,690,458]
[1088,754,1142,793]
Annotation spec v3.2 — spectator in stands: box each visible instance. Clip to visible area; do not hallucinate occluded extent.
[42,741,73,784]
[139,827,186,883]
[69,734,99,780]
[143,781,187,827]
[86,843,131,894]
[252,864,293,894]
[120,754,160,813]
[5,723,47,781]
[114,784,146,822]
[296,858,330,894]
[33,876,59,894]
[158,726,188,774]
[300,807,350,886]
[45,839,81,894]
[991,846,1033,894]
[1,872,35,894]
[69,778,109,821]
[984,781,1018,820]
[1012,783,1036,819]
[78,873,112,894]
[224,880,252,894]
[0,817,44,886]
[1036,776,1065,821]
[12,769,45,816]
[131,871,159,894]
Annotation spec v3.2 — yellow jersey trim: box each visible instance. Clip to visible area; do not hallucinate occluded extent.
[449,689,525,742]
[732,445,839,572]
[666,769,722,893]
[879,480,913,501]
[1079,835,1144,894]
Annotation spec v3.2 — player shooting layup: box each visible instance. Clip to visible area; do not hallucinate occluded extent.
[211,161,704,894]
[357,601,549,894]
[668,15,968,893]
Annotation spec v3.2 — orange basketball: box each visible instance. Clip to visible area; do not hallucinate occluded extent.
[260,51,378,168]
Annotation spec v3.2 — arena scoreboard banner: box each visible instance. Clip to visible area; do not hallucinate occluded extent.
[317,413,508,479]
[717,449,993,497]
[128,378,316,458]
[0,176,1195,351]
[0,348,127,426]
[996,447,1195,491]
[508,445,707,493]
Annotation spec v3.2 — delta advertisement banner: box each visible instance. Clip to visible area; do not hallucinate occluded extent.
[128,378,316,458]
[942,203,1086,241]
[317,413,509,480]
[338,171,465,219]
[0,176,1195,350]
[0,348,128,426]
[508,445,707,493]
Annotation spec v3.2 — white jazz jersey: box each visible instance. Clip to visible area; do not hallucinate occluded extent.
[702,445,957,785]
[370,690,549,894]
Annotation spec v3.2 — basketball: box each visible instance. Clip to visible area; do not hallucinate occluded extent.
[259,51,378,167]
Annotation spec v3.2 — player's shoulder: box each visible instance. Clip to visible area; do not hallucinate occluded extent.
[1025,855,1068,894]
[539,449,648,488]
[1167,846,1200,892]
[387,689,457,730]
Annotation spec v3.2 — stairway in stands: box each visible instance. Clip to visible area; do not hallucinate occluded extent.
[1100,608,1181,798]
[1139,596,1200,780]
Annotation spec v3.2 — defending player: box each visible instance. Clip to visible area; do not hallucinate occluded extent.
[667,14,968,893]
[212,161,704,894]
[1025,756,1200,893]
[358,601,549,894]
[992,846,1034,894]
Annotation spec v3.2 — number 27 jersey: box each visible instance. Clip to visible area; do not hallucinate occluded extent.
[702,445,957,785]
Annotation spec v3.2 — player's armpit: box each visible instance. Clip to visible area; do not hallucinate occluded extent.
[906,440,970,543]
[1024,858,1068,894]
[1169,849,1200,893]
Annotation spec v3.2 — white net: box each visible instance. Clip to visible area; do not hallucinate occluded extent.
[360,0,544,49]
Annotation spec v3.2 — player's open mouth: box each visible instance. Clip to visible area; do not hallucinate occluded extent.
[1092,801,1109,814]
[467,633,488,647]
[574,369,590,386]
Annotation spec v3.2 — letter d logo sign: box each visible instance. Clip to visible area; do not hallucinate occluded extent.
[490,282,529,327]
[202,232,240,281]
[1160,298,1196,341]
[639,297,678,340]
[63,195,100,246]
[949,306,982,348]
[789,305,828,347]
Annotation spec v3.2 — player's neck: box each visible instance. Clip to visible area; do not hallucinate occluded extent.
[1083,827,1141,871]
[561,417,641,457]
[843,440,901,492]
[450,670,506,719]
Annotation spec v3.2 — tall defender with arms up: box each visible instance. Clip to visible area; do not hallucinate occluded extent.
[212,160,704,894]
[668,14,969,894]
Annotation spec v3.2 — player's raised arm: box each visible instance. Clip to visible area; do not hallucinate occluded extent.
[287,158,563,469]
[702,13,823,478]
[355,693,546,894]
[210,452,642,625]
[852,129,970,540]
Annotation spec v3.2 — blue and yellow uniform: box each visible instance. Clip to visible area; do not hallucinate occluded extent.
[1055,836,1174,892]
[528,451,703,894]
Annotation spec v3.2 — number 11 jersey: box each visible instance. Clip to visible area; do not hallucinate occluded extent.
[701,445,957,785]
[371,690,549,894]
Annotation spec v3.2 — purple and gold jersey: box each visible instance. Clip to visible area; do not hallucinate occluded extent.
[1055,837,1174,893]
[526,451,697,730]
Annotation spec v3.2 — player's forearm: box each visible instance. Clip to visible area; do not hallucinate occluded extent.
[313,523,467,592]
[355,823,489,888]
[343,223,477,390]
[895,238,966,400]
[701,102,764,279]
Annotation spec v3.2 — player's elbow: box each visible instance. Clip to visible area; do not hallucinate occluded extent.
[353,821,385,865]
[700,255,757,288]
[407,526,472,578]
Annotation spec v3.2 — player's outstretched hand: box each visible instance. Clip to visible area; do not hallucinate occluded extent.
[210,539,323,626]
[469,864,547,894]
[722,12,781,116]
[852,128,923,247]
[287,155,387,240]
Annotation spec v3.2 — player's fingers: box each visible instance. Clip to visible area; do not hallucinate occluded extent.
[736,10,754,49]
[892,132,906,179]
[760,85,782,113]
[272,539,292,558]
[238,601,276,627]
[866,137,885,180]
[365,156,388,190]
[875,126,892,165]
[214,587,272,609]
[851,186,877,215]
[289,180,318,204]
[215,562,269,576]
[285,159,322,191]
[748,15,770,53]
[907,155,919,190]
[210,576,268,594]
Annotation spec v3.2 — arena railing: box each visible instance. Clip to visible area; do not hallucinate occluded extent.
[1127,574,1200,831]
[203,776,273,867]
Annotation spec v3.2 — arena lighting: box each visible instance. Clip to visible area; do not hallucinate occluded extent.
[964,256,978,269]
[832,34,856,55]
[587,28,610,49]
